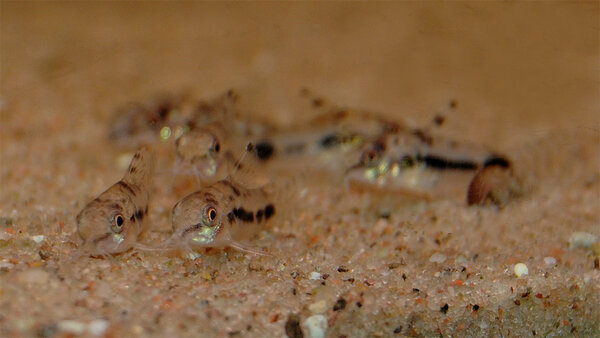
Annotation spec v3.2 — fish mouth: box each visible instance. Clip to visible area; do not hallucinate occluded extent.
[345,161,365,174]
[85,230,131,255]
[180,223,222,247]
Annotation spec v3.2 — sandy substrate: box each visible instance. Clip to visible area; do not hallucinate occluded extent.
[1,2,599,337]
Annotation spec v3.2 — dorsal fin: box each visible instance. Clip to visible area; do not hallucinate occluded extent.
[223,142,270,189]
[122,146,156,188]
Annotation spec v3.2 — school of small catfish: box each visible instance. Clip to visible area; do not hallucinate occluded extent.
[77,89,523,257]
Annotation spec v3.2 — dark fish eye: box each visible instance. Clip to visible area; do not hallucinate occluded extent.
[207,207,217,222]
[115,215,124,227]
[214,142,220,153]
[362,149,379,165]
[111,214,125,233]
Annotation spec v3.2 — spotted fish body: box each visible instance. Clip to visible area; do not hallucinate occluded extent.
[76,147,155,255]
[243,108,403,179]
[346,129,513,199]
[169,179,276,252]
[107,89,245,149]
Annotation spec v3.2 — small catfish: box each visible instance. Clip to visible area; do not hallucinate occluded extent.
[76,147,155,255]
[174,123,226,182]
[346,128,517,203]
[167,178,277,255]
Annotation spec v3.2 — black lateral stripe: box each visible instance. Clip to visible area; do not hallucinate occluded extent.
[264,204,275,220]
[417,154,478,170]
[255,141,275,161]
[319,134,339,148]
[255,209,264,223]
[483,156,511,168]
[233,207,254,222]
[117,181,137,197]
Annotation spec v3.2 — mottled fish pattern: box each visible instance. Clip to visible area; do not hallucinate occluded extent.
[76,147,155,255]
[169,179,276,253]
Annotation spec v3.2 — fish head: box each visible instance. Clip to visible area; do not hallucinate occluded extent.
[175,128,223,179]
[76,195,141,255]
[170,190,231,248]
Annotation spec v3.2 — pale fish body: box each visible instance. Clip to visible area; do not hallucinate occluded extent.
[174,122,228,182]
[169,179,276,254]
[247,109,401,175]
[76,147,155,255]
[346,129,515,202]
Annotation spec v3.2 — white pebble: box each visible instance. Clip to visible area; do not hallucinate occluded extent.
[31,235,45,243]
[302,315,328,338]
[543,256,557,267]
[88,319,109,336]
[309,271,321,280]
[58,320,86,335]
[0,261,14,269]
[514,263,529,277]
[429,252,447,264]
[569,232,597,249]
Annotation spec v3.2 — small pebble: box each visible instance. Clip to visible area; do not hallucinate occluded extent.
[302,315,327,338]
[88,319,109,336]
[30,235,45,243]
[0,261,13,270]
[57,320,86,335]
[514,263,529,277]
[285,314,303,338]
[569,232,597,249]
[308,272,321,281]
[429,252,447,264]
[543,256,557,267]
[337,265,349,273]
[333,298,347,311]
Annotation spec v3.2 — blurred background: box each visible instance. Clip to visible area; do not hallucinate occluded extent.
[2,2,598,149]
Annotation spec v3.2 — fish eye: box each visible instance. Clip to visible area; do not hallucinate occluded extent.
[214,141,220,153]
[206,207,217,222]
[111,214,124,233]
[362,149,379,165]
